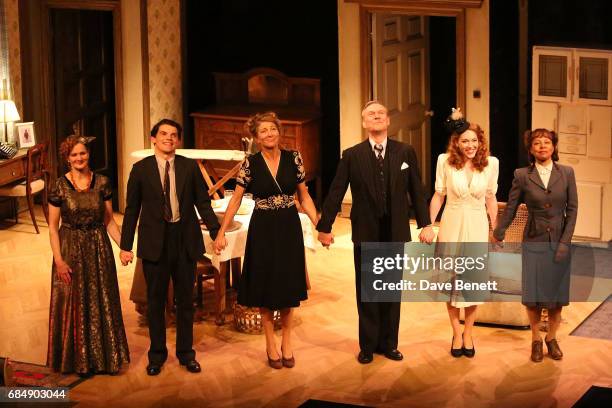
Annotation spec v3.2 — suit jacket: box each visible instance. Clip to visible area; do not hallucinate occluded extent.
[120,155,220,262]
[494,163,578,244]
[317,139,430,243]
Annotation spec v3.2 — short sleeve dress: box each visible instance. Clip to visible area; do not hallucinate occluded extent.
[236,150,308,310]
[434,154,499,307]
[47,174,130,374]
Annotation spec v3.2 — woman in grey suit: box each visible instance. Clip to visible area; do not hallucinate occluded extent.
[493,128,577,363]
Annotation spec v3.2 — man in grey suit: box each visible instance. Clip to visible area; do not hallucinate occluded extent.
[317,100,435,364]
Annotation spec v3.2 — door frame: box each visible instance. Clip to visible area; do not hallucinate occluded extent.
[20,0,125,194]
[351,0,480,114]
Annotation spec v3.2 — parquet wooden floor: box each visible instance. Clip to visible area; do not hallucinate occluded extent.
[1,206,611,407]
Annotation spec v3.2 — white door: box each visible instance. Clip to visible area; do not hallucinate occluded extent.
[372,13,431,187]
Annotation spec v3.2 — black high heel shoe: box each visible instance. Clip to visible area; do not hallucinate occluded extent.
[462,334,475,358]
[450,336,463,358]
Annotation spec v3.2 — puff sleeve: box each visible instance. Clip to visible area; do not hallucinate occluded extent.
[434,153,448,196]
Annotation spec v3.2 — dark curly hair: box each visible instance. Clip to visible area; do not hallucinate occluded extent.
[244,111,282,138]
[446,123,489,171]
[59,136,90,163]
[151,118,182,139]
[524,128,559,163]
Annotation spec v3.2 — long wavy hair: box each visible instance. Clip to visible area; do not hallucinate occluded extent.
[446,123,489,171]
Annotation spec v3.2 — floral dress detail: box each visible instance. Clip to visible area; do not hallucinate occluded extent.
[47,174,130,374]
[236,150,308,309]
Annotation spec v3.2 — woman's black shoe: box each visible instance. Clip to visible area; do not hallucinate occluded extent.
[450,337,463,358]
[462,334,475,358]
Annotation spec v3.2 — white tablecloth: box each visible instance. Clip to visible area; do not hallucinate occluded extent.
[201,198,316,269]
[131,148,245,161]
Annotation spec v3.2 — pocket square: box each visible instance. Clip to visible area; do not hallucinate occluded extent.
[400,162,409,170]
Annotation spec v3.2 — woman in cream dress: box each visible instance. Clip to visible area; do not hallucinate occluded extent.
[429,109,499,358]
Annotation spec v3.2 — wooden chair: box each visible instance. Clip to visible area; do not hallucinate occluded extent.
[195,256,227,325]
[0,143,49,233]
[473,202,531,328]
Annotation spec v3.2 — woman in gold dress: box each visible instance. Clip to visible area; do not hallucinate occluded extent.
[47,136,129,376]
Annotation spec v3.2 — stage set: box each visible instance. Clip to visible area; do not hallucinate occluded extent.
[0,206,611,407]
[1,0,612,407]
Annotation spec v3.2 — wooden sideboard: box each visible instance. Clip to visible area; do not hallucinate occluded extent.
[191,68,322,199]
[192,106,320,182]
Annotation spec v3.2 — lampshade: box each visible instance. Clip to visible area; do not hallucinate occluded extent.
[0,100,20,123]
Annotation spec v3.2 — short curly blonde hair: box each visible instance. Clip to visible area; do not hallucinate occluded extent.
[244,111,282,138]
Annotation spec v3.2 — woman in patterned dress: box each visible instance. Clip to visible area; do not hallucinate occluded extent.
[214,112,318,369]
[428,109,499,358]
[47,136,129,376]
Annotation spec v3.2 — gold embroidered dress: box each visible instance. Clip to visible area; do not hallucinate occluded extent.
[47,174,130,374]
[236,150,308,309]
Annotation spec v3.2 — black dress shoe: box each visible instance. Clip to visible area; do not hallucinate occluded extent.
[357,351,373,364]
[146,363,162,376]
[450,336,463,358]
[383,349,403,361]
[462,334,475,358]
[181,359,201,373]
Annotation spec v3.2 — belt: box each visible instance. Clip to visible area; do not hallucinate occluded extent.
[254,194,296,210]
[61,222,104,230]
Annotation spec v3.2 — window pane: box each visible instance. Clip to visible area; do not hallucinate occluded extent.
[579,57,608,100]
[538,55,567,98]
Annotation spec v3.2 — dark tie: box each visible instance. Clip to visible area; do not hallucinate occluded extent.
[374,144,386,214]
[163,160,172,222]
[374,143,384,164]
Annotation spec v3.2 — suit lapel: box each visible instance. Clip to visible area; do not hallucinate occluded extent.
[356,140,378,203]
[527,165,546,190]
[174,155,187,206]
[146,156,164,197]
[547,163,562,190]
[387,139,401,193]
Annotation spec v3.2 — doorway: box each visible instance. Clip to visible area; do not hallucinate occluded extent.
[370,12,457,192]
[370,13,456,191]
[19,0,124,210]
[50,9,118,207]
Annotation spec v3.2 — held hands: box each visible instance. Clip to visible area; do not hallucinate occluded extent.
[317,231,334,249]
[418,225,435,244]
[120,250,134,266]
[490,233,504,249]
[554,243,570,263]
[55,260,73,285]
[214,234,227,255]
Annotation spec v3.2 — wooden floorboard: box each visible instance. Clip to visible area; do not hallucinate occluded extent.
[1,206,611,407]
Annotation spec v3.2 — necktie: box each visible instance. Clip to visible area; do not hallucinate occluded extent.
[374,143,384,164]
[163,160,172,222]
[374,144,386,214]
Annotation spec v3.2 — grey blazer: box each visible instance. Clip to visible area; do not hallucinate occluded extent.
[494,163,578,244]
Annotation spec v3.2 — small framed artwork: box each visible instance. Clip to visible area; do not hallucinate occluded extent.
[16,122,36,148]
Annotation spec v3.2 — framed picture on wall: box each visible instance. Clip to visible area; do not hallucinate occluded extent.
[16,122,36,148]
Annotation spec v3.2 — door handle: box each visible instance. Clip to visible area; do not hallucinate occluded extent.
[424,110,434,117]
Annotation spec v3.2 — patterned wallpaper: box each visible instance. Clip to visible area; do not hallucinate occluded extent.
[4,0,22,116]
[147,0,183,129]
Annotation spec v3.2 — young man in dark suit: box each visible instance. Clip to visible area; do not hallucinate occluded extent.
[317,101,435,364]
[120,119,220,375]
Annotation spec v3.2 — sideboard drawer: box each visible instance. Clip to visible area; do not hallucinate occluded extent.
[0,160,25,185]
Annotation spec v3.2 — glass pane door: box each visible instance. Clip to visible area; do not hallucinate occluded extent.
[579,56,609,100]
[538,55,568,98]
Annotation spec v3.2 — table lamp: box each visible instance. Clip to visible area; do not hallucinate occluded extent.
[0,99,21,143]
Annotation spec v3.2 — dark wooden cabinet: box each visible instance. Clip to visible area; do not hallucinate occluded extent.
[191,68,322,194]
